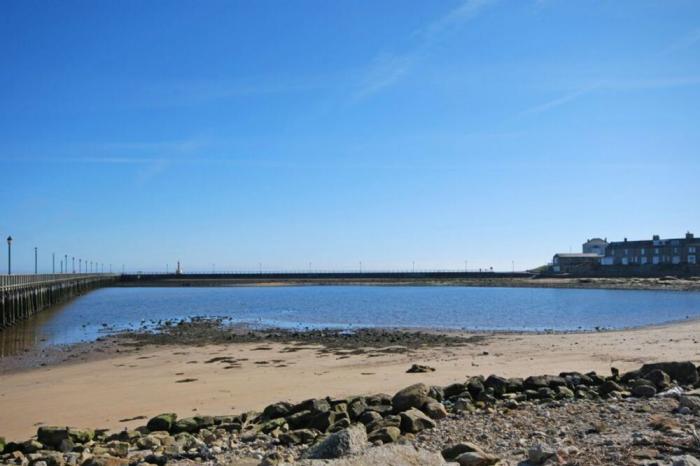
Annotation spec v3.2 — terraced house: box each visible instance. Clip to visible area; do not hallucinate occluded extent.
[602,232,698,266]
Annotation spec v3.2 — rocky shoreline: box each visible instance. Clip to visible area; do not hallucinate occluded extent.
[2,361,699,466]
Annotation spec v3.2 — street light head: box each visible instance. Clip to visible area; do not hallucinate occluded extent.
[7,236,12,244]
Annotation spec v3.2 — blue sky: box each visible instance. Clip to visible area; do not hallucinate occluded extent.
[1,0,699,273]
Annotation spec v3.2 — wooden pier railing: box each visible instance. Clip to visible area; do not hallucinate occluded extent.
[0,274,117,329]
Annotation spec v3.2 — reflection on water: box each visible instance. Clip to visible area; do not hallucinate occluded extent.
[2,285,700,357]
[0,302,73,357]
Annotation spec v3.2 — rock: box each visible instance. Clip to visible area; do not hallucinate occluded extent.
[524,375,549,390]
[639,362,699,385]
[555,386,575,399]
[0,436,5,454]
[392,383,430,413]
[406,364,435,373]
[173,432,203,450]
[136,435,161,450]
[21,439,43,454]
[528,443,556,465]
[104,441,129,458]
[309,410,348,433]
[286,410,314,429]
[484,375,508,396]
[303,424,367,459]
[357,410,383,426]
[421,399,448,419]
[297,443,444,466]
[292,398,332,416]
[673,455,700,466]
[367,415,401,434]
[506,377,524,392]
[645,369,672,389]
[347,398,368,420]
[146,413,177,432]
[399,408,436,434]
[329,418,352,433]
[679,395,700,414]
[37,427,94,449]
[631,384,657,398]
[442,442,488,460]
[367,426,401,444]
[263,401,293,419]
[455,451,501,466]
[599,380,624,396]
[444,383,468,399]
[279,429,318,445]
[466,377,485,398]
[428,386,444,402]
[256,417,288,434]
[452,398,475,413]
[81,456,130,466]
[171,417,199,434]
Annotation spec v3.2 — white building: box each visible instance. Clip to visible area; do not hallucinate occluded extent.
[582,238,608,256]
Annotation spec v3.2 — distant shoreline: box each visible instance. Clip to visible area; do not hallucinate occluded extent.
[113,275,700,292]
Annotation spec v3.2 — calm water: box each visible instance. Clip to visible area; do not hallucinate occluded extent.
[3,285,700,356]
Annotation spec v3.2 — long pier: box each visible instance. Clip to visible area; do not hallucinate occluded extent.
[0,274,117,329]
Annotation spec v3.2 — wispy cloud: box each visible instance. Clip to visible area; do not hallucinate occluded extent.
[355,0,498,99]
[520,75,700,117]
[520,84,600,116]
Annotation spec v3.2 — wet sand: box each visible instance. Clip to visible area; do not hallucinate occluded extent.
[1,319,699,441]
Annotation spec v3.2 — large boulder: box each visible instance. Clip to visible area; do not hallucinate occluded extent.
[392,383,430,412]
[37,427,94,449]
[399,408,436,434]
[298,443,445,466]
[303,424,367,459]
[639,362,699,385]
[146,413,177,432]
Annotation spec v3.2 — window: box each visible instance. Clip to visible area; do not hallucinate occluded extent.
[624,249,628,255]
[690,247,697,253]
[655,248,660,254]
[641,248,646,255]
[690,255,697,265]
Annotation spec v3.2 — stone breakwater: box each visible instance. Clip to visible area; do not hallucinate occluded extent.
[2,362,700,466]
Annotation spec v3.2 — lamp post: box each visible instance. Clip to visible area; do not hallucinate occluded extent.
[53,253,55,274]
[79,258,82,274]
[64,255,68,274]
[72,257,75,273]
[6,236,12,275]
[34,247,38,274]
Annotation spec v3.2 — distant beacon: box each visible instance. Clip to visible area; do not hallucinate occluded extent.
[175,261,183,275]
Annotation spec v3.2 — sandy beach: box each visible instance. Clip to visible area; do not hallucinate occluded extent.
[1,318,699,441]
